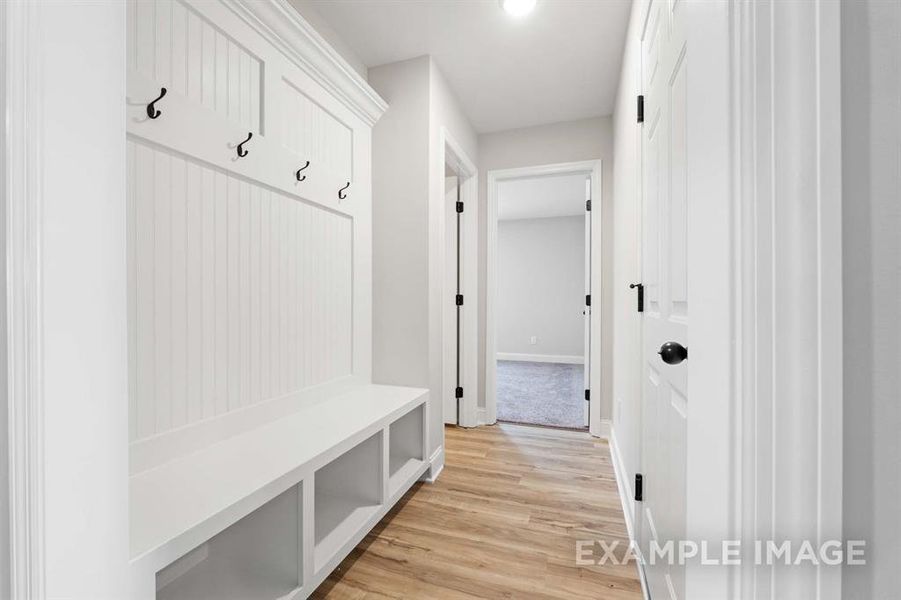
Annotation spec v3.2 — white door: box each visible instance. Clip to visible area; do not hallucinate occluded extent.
[637,1,732,598]
[444,175,459,424]
[582,176,592,428]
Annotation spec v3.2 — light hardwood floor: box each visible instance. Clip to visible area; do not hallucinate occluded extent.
[313,423,643,599]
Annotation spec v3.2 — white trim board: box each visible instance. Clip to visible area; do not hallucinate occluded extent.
[423,445,445,483]
[733,1,843,597]
[496,353,584,365]
[607,427,649,600]
[227,0,386,126]
[3,1,45,596]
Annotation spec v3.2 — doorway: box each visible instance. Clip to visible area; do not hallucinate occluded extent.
[485,161,602,433]
[440,129,478,427]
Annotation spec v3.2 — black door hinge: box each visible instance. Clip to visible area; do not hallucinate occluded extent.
[456,201,464,213]
[455,294,464,306]
[584,389,590,401]
[629,283,644,312]
[635,474,643,501]
[637,95,645,123]
[585,294,591,307]
[586,199,592,212]
[455,386,463,398]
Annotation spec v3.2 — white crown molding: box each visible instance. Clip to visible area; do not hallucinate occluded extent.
[3,1,46,597]
[226,0,387,127]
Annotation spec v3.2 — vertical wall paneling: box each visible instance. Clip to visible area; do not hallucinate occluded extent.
[127,142,138,441]
[129,0,262,133]
[153,147,172,434]
[185,160,203,425]
[127,139,354,443]
[126,0,374,449]
[282,78,354,183]
[170,154,187,430]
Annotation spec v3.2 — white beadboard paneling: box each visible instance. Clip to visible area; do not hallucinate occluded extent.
[282,78,354,182]
[185,161,203,424]
[153,147,172,434]
[170,155,188,429]
[129,0,262,133]
[127,139,354,442]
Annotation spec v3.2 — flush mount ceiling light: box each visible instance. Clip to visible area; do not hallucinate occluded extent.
[500,0,536,18]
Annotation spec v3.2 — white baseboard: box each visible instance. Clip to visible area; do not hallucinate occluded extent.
[596,418,612,439]
[608,427,649,599]
[423,445,444,483]
[476,407,493,426]
[496,352,584,364]
[608,429,634,539]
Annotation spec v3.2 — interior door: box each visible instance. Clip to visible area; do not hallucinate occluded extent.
[582,176,592,428]
[638,1,689,597]
[443,175,459,424]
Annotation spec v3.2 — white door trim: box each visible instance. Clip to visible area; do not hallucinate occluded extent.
[436,127,478,427]
[3,1,46,596]
[484,160,603,435]
[734,1,843,597]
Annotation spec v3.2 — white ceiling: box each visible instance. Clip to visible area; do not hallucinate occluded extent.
[309,0,632,133]
[498,173,587,221]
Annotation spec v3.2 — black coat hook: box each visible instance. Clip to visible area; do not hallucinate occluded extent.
[147,87,167,119]
[338,181,350,200]
[295,161,311,182]
[236,132,253,158]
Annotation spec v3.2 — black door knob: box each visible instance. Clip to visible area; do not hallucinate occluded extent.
[658,342,688,365]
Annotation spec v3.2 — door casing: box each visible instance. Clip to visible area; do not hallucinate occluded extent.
[484,160,604,435]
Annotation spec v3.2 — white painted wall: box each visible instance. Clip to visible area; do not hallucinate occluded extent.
[841,1,901,596]
[478,117,613,417]
[496,216,585,360]
[608,0,643,524]
[369,56,431,387]
[370,56,478,474]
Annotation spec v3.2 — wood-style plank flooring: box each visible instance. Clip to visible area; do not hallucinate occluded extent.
[313,423,643,599]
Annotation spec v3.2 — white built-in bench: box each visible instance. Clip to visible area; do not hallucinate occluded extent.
[124,1,415,597]
[130,383,429,600]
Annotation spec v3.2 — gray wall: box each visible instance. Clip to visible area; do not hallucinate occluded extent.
[370,56,478,470]
[841,0,901,597]
[497,216,585,359]
[369,57,431,392]
[478,117,613,413]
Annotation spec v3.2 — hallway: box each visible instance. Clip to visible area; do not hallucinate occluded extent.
[314,424,642,599]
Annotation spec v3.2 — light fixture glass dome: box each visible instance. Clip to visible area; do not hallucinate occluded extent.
[500,0,537,18]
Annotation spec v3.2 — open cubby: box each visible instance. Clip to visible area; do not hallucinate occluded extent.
[313,432,383,571]
[156,485,301,600]
[388,404,425,496]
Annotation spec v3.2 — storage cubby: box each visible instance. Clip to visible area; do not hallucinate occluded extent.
[314,432,383,571]
[388,404,425,496]
[156,485,301,600]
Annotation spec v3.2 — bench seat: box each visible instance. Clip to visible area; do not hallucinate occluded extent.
[130,383,428,574]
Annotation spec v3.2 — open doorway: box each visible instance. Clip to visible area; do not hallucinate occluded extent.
[487,163,600,431]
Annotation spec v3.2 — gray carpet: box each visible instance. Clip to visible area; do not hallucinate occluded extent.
[496,360,586,429]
